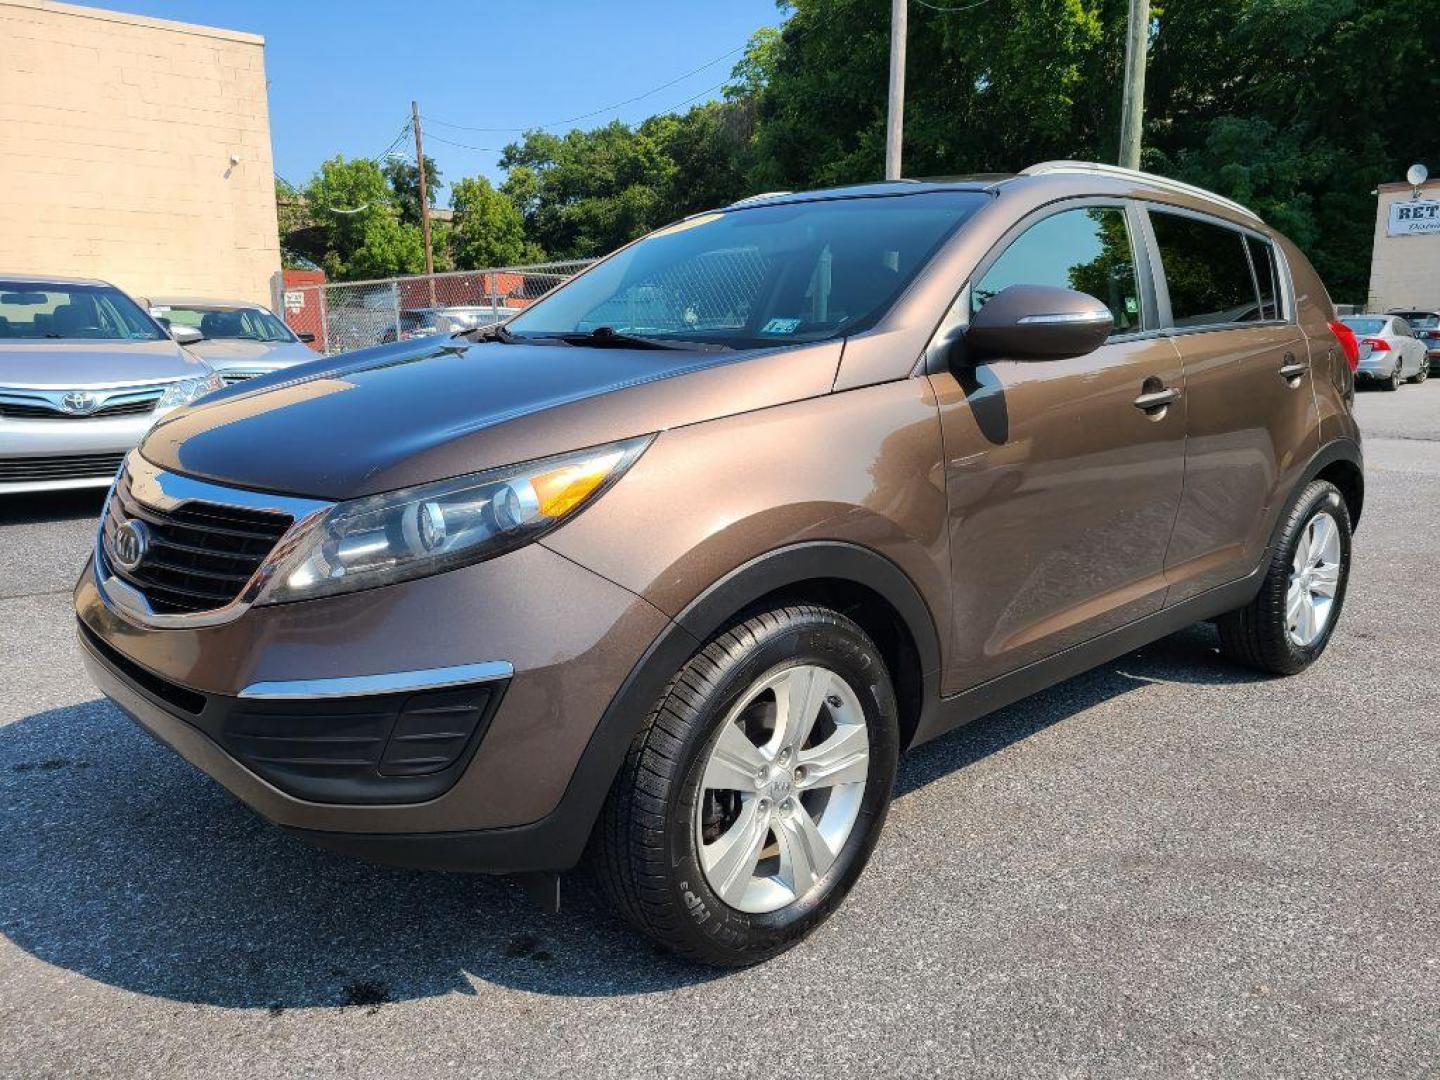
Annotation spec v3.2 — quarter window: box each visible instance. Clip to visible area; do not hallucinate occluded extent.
[1150,211,1260,327]
[1245,235,1282,320]
[973,206,1143,335]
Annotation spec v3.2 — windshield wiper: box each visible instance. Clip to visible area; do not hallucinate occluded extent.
[461,324,522,344]
[552,326,701,351]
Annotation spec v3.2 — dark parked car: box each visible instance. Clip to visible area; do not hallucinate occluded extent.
[76,162,1362,966]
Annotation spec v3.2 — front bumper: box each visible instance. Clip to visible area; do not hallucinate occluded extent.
[0,414,150,494]
[75,536,673,872]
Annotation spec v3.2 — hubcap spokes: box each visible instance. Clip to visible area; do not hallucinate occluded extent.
[695,664,870,913]
[1286,511,1342,647]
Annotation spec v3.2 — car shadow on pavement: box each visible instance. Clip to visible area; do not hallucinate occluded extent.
[896,622,1267,797]
[0,624,1265,1009]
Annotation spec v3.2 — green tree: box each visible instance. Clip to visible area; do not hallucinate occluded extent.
[450,176,533,268]
[304,156,427,280]
[499,122,676,257]
[383,154,443,229]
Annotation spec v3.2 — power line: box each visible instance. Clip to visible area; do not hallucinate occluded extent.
[912,0,996,12]
[421,76,732,155]
[424,131,503,153]
[421,41,749,134]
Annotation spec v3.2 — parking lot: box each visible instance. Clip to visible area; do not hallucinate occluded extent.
[0,385,1435,1079]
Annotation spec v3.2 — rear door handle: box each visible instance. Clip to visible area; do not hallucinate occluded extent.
[1133,387,1182,412]
[1279,352,1308,380]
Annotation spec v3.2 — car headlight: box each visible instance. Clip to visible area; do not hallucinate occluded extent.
[155,372,225,412]
[259,435,652,603]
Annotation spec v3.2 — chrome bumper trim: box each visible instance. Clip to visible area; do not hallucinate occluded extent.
[238,661,514,700]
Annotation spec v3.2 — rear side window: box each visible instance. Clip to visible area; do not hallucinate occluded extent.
[973,206,1142,335]
[1245,235,1282,320]
[1150,211,1260,328]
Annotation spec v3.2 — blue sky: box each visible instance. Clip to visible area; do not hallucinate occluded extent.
[109,1,784,203]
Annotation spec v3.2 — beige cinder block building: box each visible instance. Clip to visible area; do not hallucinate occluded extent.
[0,0,280,305]
[1366,177,1440,313]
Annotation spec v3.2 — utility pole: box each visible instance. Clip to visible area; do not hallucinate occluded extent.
[1118,0,1150,171]
[885,0,907,181]
[411,100,436,305]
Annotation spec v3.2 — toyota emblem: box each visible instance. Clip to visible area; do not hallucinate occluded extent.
[111,519,150,572]
[60,391,98,414]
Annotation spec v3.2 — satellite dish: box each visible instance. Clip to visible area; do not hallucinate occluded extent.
[1406,163,1428,187]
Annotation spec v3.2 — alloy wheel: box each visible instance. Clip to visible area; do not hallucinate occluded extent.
[694,663,870,913]
[1286,510,1343,647]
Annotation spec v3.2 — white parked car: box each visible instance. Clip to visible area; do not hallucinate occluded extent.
[0,275,221,494]
[1339,314,1429,390]
[148,297,318,384]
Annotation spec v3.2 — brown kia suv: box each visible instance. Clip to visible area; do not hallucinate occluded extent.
[76,161,1363,966]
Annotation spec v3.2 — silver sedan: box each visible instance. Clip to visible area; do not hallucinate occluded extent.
[147,298,319,385]
[1340,314,1430,390]
[0,276,221,495]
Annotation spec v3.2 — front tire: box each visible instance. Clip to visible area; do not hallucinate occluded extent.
[593,604,899,966]
[1409,359,1428,384]
[1217,480,1351,674]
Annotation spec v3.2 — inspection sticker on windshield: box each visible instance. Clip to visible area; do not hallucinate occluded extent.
[761,317,802,335]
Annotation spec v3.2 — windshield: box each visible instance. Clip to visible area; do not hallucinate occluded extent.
[1342,317,1386,335]
[156,304,296,343]
[1391,311,1439,329]
[507,191,987,348]
[0,282,165,342]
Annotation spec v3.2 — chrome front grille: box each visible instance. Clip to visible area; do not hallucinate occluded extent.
[0,387,164,420]
[102,470,294,615]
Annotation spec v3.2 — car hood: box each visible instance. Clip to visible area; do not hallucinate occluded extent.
[186,339,319,368]
[0,339,210,389]
[140,335,842,500]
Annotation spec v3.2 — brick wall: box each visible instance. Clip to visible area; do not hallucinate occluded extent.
[0,0,281,305]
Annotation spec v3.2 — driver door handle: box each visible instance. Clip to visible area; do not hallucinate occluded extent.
[1133,386,1182,411]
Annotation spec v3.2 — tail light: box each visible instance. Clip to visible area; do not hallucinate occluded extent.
[1361,337,1390,353]
[1328,321,1360,372]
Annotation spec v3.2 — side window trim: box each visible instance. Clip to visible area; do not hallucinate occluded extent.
[1140,201,1295,333]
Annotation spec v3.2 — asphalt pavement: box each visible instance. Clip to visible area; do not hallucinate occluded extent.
[1,385,1436,1079]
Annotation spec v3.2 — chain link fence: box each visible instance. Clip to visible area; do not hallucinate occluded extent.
[276,260,595,355]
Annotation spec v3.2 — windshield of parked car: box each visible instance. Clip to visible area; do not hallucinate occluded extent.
[505,191,988,349]
[1342,317,1387,335]
[0,282,165,342]
[157,304,296,343]
[1390,311,1439,329]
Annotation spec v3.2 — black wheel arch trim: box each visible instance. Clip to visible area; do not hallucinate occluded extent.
[288,541,945,875]
[1284,437,1364,533]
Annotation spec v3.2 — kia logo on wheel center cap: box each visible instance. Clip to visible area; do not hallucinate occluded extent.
[111,519,150,571]
[60,391,99,414]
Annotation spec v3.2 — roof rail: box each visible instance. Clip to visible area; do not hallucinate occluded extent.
[1020,161,1262,223]
[728,191,791,207]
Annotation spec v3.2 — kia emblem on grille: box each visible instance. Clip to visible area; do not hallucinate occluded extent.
[112,519,150,571]
[60,391,99,414]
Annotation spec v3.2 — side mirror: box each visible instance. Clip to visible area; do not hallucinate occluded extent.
[965,285,1114,362]
[170,324,203,345]
[297,331,316,343]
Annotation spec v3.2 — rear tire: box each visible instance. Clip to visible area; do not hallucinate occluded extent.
[1217,480,1351,675]
[1384,361,1402,390]
[593,604,899,966]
